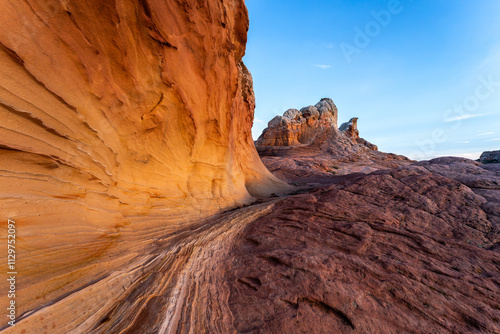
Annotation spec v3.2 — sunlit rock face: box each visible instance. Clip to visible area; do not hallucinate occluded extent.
[0,0,288,331]
[256,98,339,146]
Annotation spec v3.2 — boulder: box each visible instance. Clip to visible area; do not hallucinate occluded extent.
[283,108,302,120]
[480,150,500,164]
[300,105,320,118]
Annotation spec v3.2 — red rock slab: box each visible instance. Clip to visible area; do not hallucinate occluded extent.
[225,163,500,333]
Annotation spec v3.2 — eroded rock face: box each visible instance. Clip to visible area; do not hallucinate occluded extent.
[481,150,500,164]
[340,117,378,151]
[0,0,288,205]
[256,98,338,146]
[256,99,410,182]
[226,159,500,333]
[1,1,499,333]
[0,0,288,330]
[339,117,360,138]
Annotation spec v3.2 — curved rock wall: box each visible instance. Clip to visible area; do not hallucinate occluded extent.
[0,0,288,328]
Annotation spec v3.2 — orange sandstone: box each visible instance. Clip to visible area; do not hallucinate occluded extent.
[0,1,287,331]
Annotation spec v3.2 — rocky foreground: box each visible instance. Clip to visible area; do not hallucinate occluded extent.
[250,101,500,333]
[0,0,499,333]
[228,157,500,333]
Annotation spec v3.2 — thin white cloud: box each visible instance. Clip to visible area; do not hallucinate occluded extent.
[315,64,332,70]
[454,152,482,160]
[323,43,335,49]
[444,113,485,122]
[455,141,470,144]
[479,131,495,136]
[487,138,500,141]
[254,117,264,124]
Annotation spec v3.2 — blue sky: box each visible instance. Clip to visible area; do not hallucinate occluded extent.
[244,0,500,160]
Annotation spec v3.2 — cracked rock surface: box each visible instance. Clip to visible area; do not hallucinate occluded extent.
[226,158,500,334]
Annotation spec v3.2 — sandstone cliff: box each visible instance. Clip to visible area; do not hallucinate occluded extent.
[0,0,288,332]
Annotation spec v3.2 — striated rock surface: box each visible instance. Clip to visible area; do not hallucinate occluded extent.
[226,158,500,333]
[0,0,289,332]
[481,150,500,164]
[256,99,410,183]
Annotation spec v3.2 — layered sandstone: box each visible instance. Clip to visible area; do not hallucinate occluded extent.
[256,99,410,182]
[0,0,288,332]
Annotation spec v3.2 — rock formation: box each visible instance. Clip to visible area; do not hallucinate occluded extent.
[256,99,410,182]
[255,98,338,146]
[481,150,500,164]
[0,0,288,332]
[339,117,378,150]
[0,1,499,334]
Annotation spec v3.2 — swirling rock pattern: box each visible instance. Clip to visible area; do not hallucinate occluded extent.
[0,0,288,332]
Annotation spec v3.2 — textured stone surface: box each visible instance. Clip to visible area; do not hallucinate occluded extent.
[1,1,499,333]
[5,155,498,333]
[226,160,500,334]
[481,150,500,164]
[0,0,289,332]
